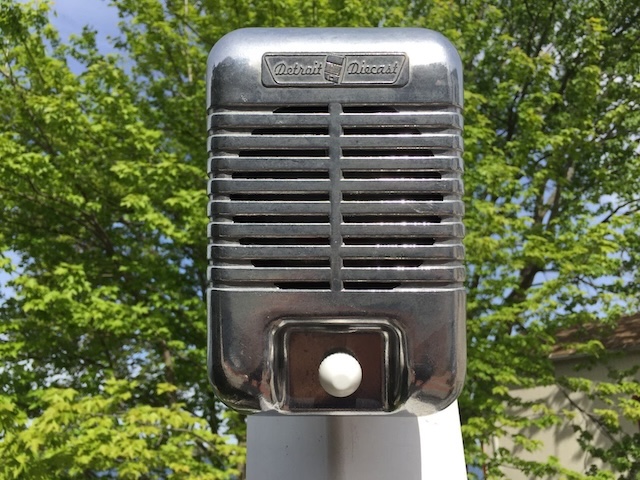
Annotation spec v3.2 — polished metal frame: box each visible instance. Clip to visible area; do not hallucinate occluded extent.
[207,28,465,415]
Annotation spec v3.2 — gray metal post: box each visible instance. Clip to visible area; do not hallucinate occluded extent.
[246,401,466,480]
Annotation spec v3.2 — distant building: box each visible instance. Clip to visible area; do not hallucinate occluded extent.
[488,314,640,479]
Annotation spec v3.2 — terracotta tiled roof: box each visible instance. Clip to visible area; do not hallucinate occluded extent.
[551,314,640,359]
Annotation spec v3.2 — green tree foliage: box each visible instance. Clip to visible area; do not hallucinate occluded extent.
[0,0,638,478]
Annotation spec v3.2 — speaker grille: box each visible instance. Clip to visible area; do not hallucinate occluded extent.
[207,104,464,291]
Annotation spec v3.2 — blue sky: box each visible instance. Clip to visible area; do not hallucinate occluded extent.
[49,0,120,52]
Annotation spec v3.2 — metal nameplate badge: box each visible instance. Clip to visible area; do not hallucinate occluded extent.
[262,53,409,87]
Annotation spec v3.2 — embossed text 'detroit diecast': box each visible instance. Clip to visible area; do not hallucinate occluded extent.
[206,28,465,415]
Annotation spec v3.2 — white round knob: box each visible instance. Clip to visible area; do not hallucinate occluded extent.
[318,352,362,397]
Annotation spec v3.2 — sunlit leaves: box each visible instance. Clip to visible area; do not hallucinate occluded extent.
[1,0,639,478]
[0,381,244,479]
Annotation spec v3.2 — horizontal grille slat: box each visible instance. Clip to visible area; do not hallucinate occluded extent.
[340,105,458,113]
[341,193,443,202]
[209,223,329,238]
[340,179,462,193]
[340,156,462,171]
[341,223,464,238]
[341,266,465,283]
[342,149,438,157]
[252,260,331,268]
[252,127,329,136]
[210,245,331,260]
[341,245,464,260]
[231,171,329,179]
[339,135,462,150]
[240,237,330,246]
[342,171,441,179]
[210,179,330,194]
[209,266,330,282]
[211,201,331,215]
[273,105,330,113]
[343,215,441,224]
[233,215,330,224]
[211,135,331,150]
[343,237,435,246]
[343,127,422,136]
[209,112,330,128]
[340,112,462,129]
[340,200,463,216]
[212,158,331,172]
[228,194,331,202]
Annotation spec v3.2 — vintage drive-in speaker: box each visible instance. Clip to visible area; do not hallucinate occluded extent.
[207,28,465,415]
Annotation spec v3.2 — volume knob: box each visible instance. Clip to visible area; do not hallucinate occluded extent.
[318,352,363,397]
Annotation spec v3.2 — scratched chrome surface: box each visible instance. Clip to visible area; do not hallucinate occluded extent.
[207,28,465,415]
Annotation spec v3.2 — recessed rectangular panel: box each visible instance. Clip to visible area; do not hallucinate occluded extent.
[286,331,385,411]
